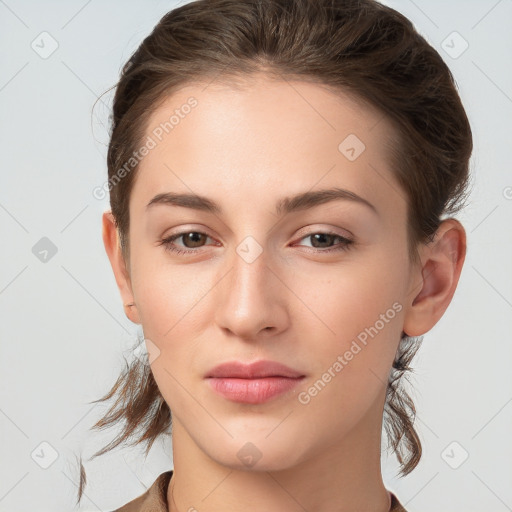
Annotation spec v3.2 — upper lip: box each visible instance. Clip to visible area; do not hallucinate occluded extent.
[206,360,305,379]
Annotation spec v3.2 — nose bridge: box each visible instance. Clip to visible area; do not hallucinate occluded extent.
[214,241,286,338]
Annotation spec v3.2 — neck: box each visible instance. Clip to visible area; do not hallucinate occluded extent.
[167,394,391,512]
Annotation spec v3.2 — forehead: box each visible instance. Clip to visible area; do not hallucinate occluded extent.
[132,73,404,218]
[145,73,391,145]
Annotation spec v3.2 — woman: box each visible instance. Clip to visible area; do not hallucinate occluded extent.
[76,0,472,510]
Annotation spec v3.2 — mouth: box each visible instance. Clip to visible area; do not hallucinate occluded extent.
[205,360,305,404]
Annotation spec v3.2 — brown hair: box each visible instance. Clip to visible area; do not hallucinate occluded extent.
[76,0,472,504]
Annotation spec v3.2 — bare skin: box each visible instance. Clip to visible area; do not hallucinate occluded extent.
[103,73,466,512]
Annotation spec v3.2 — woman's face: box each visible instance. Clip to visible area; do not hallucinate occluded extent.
[122,74,421,470]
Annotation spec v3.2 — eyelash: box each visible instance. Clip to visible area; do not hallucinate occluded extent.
[159,230,354,256]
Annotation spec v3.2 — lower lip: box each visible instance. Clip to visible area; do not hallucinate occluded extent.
[207,376,304,404]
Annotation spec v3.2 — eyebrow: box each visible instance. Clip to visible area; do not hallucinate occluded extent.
[146,187,378,216]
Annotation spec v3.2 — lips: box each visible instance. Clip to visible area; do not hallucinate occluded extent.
[206,360,304,379]
[205,360,305,404]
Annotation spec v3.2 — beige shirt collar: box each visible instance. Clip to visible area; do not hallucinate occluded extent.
[113,470,408,512]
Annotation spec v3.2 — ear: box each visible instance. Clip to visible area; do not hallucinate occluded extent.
[102,211,140,324]
[403,218,466,337]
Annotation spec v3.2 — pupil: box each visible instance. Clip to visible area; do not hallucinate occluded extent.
[185,232,205,248]
[181,233,336,249]
[312,233,333,248]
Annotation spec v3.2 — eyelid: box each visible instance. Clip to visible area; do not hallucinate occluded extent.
[163,225,216,239]
[293,224,353,242]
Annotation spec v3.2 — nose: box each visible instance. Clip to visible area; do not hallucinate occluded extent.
[214,245,289,341]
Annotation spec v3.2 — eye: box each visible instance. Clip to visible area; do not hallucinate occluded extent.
[160,231,216,255]
[294,231,354,253]
[159,229,354,256]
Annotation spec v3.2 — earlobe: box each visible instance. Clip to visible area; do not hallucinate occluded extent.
[403,219,466,337]
[102,211,140,324]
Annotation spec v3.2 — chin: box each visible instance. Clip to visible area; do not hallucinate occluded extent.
[199,430,307,472]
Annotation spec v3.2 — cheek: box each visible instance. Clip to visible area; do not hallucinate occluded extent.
[290,255,408,400]
[130,249,213,339]
[130,259,211,408]
[292,264,406,429]
[294,257,406,337]
[131,245,407,353]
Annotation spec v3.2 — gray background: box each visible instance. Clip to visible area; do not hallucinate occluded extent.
[1,0,511,511]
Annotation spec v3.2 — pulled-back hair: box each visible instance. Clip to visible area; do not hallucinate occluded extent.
[76,0,472,504]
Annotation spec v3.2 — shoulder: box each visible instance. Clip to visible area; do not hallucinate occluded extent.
[111,470,173,512]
